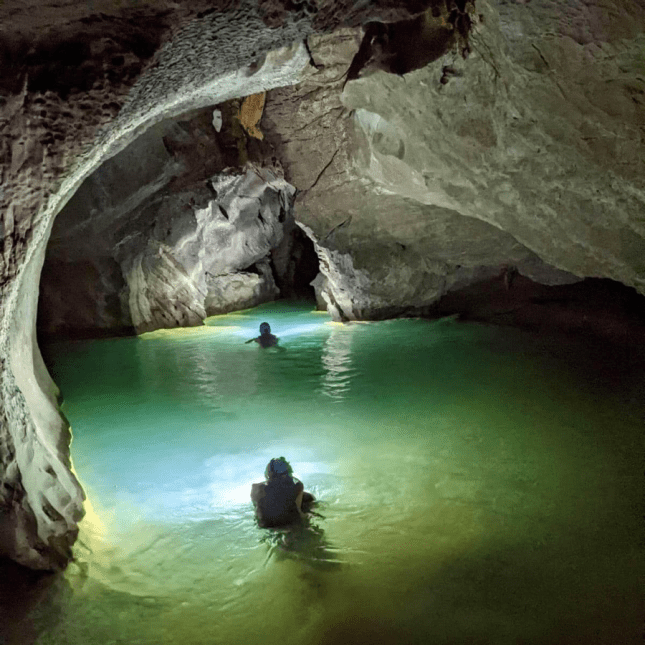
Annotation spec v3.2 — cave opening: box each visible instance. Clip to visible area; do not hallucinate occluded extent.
[36,100,322,343]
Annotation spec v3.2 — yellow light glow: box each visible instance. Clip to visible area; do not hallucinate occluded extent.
[140,325,240,340]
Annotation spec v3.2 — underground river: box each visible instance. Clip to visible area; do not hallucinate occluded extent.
[4,301,644,644]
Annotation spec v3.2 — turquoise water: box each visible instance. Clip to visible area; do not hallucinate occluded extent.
[30,302,644,644]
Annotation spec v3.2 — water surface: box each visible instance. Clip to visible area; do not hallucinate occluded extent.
[28,302,644,644]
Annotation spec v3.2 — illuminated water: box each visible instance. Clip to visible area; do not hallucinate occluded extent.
[26,302,644,644]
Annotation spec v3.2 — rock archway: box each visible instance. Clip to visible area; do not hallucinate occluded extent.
[0,0,400,570]
[1,0,644,570]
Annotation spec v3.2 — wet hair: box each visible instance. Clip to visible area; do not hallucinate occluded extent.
[265,457,293,480]
[259,322,271,335]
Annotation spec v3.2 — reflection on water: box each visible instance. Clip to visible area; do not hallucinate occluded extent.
[8,301,643,645]
[319,324,356,401]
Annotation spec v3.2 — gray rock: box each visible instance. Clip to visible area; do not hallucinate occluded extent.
[205,260,279,315]
[116,166,295,333]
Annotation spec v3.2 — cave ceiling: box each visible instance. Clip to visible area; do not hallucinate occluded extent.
[9,0,643,331]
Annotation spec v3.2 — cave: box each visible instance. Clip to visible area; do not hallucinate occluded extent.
[1,1,644,643]
[36,102,321,340]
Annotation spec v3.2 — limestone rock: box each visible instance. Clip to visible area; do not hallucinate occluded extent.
[341,1,645,294]
[263,3,645,321]
[41,106,299,337]
[205,260,279,315]
[122,241,208,334]
[264,28,582,321]
[116,166,295,333]
[38,257,133,338]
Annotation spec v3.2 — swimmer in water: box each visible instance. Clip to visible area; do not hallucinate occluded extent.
[251,457,316,528]
[245,322,278,348]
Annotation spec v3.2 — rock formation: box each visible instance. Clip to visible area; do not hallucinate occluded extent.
[0,0,644,570]
[38,102,312,338]
[41,153,299,336]
[263,4,645,321]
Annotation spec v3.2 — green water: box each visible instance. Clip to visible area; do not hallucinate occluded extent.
[28,302,644,644]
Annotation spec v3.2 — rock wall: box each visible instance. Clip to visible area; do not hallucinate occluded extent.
[262,26,578,321]
[118,166,295,333]
[342,1,645,293]
[260,2,645,321]
[0,2,313,570]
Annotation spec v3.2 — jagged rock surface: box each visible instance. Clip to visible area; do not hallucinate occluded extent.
[118,166,294,333]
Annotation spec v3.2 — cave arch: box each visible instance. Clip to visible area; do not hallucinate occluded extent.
[1,23,318,569]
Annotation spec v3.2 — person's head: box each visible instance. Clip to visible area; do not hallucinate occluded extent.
[265,457,293,480]
[259,322,271,336]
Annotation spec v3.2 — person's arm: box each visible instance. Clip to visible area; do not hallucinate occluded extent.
[250,482,265,506]
[245,337,258,344]
[294,480,305,516]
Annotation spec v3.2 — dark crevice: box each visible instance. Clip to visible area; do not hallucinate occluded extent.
[344,1,475,88]
[272,224,319,300]
[432,276,645,346]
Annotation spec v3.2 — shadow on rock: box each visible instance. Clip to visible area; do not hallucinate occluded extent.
[0,556,72,645]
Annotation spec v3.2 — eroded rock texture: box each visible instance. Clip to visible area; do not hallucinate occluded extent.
[39,106,301,337]
[1,0,644,571]
[120,166,294,333]
[263,2,645,321]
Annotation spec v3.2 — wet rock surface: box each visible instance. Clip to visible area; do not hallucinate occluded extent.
[261,3,645,322]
